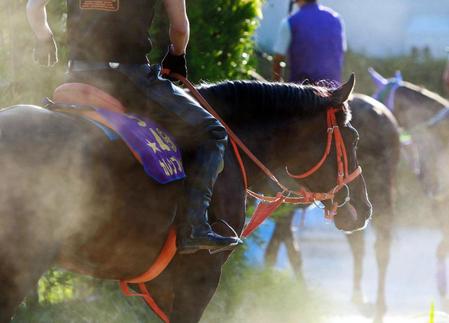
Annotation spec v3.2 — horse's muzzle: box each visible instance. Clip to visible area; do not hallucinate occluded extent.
[334,201,372,232]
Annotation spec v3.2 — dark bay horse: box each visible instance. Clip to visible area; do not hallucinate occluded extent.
[0,77,372,322]
[263,93,400,323]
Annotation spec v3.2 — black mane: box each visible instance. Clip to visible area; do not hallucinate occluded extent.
[196,80,346,124]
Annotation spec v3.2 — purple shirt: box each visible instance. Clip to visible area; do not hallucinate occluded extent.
[287,3,346,83]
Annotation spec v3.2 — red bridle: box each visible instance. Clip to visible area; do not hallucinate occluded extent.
[244,112,362,219]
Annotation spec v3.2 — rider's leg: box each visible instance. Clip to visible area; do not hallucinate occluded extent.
[116,64,242,253]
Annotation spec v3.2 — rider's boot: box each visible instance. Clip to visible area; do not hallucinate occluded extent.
[176,142,242,254]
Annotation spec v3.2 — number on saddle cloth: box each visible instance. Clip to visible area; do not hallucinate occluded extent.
[52,82,186,184]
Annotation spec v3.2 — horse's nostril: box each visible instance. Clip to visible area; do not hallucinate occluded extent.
[334,202,369,232]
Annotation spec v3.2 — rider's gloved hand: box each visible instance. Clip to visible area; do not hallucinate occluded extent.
[161,45,187,81]
[33,36,58,67]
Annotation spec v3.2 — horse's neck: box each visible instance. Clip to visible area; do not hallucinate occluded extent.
[395,86,448,128]
[228,115,322,196]
[226,123,283,192]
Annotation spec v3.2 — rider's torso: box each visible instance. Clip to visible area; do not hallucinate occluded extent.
[67,0,157,63]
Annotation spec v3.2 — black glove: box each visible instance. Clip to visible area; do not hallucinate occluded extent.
[33,36,58,67]
[161,45,187,80]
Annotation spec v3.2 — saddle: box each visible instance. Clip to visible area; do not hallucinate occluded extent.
[54,83,126,113]
[52,83,186,184]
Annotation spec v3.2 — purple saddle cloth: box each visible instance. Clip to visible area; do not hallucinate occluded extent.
[93,108,186,184]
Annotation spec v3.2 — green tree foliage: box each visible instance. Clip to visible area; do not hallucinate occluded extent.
[186,0,261,82]
[0,0,67,105]
[149,0,262,82]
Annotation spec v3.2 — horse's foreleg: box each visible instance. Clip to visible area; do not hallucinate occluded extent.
[0,247,58,322]
[144,267,176,319]
[373,217,392,323]
[0,281,38,323]
[0,207,59,322]
[283,211,305,283]
[346,230,365,305]
[170,253,223,323]
[285,230,305,283]
[436,201,449,300]
[264,223,282,268]
[0,262,22,323]
[436,238,448,298]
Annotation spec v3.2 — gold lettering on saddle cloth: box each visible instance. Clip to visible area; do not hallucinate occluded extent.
[125,114,182,177]
[150,128,172,152]
[159,157,183,176]
[145,139,161,153]
[127,115,147,127]
[80,0,119,12]
[156,128,177,153]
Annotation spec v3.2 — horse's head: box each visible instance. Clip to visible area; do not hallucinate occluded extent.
[197,77,372,232]
[282,75,372,232]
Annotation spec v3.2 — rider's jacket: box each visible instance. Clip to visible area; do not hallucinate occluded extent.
[67,0,157,63]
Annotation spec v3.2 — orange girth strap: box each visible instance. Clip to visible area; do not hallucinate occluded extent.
[119,227,176,323]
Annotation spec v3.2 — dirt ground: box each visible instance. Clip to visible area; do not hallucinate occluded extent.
[245,205,449,323]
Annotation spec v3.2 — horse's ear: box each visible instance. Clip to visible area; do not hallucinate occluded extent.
[331,73,355,105]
